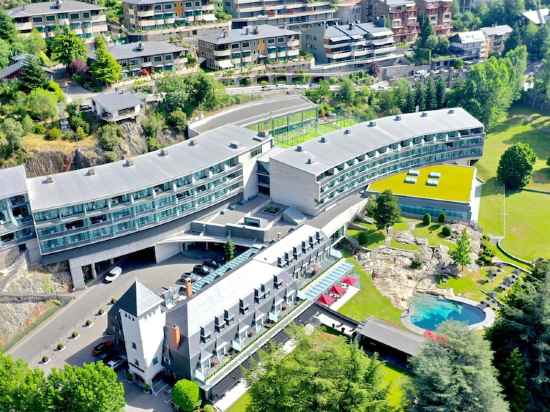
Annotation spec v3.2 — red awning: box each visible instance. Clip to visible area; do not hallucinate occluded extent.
[342,276,358,286]
[318,294,336,305]
[331,284,345,296]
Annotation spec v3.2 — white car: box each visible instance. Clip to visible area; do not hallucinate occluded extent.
[104,266,122,283]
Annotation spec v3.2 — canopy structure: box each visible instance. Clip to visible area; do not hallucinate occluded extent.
[318,294,336,305]
[331,284,345,296]
[342,276,358,286]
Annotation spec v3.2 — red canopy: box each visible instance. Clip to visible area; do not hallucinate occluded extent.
[318,294,336,305]
[331,284,345,296]
[342,276,358,286]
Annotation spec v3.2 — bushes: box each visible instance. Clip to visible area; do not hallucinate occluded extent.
[172,379,201,412]
[97,124,122,152]
[357,231,369,246]
[142,112,165,139]
[441,226,451,237]
[477,236,496,266]
[45,127,62,141]
[438,213,446,224]
[169,109,187,133]
[422,213,432,226]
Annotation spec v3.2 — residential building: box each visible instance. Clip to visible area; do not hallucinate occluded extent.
[88,41,187,79]
[334,0,363,24]
[224,0,337,31]
[269,108,485,216]
[481,25,513,56]
[415,0,452,37]
[371,0,418,43]
[521,8,549,26]
[122,0,227,41]
[302,22,399,69]
[7,0,108,42]
[92,91,145,122]
[0,166,35,252]
[449,30,488,60]
[0,54,54,81]
[198,25,300,70]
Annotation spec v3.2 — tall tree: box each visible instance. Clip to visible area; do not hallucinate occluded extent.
[425,78,437,110]
[89,35,122,86]
[408,322,509,412]
[487,259,550,411]
[497,142,536,190]
[499,348,529,412]
[368,189,401,232]
[415,82,426,111]
[46,362,125,412]
[0,38,10,70]
[49,27,87,67]
[172,379,201,412]
[435,77,446,108]
[0,117,24,157]
[19,57,49,92]
[0,10,17,43]
[246,328,392,412]
[450,228,472,271]
[0,353,47,412]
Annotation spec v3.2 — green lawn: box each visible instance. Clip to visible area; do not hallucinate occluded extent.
[227,392,251,412]
[437,266,515,301]
[379,363,410,410]
[408,220,455,249]
[478,178,505,237]
[338,258,403,326]
[347,225,386,249]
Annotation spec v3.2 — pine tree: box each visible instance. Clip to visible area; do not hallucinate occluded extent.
[404,89,416,113]
[49,26,87,67]
[19,57,48,92]
[414,82,426,111]
[370,190,401,232]
[90,36,122,86]
[435,77,446,109]
[425,78,437,110]
[450,228,471,271]
[500,348,529,412]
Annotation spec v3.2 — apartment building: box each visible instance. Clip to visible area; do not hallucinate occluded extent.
[371,0,418,43]
[198,25,300,70]
[415,0,452,36]
[449,30,488,60]
[481,25,512,56]
[269,108,485,216]
[224,0,337,31]
[88,41,187,78]
[302,22,398,68]
[7,0,108,42]
[107,224,333,391]
[334,0,363,24]
[0,166,34,252]
[92,91,145,122]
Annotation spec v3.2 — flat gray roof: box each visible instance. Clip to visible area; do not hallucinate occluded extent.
[358,317,426,356]
[481,25,513,36]
[270,108,483,176]
[198,25,298,45]
[325,23,392,40]
[8,0,102,18]
[123,0,174,5]
[92,91,143,112]
[89,41,184,61]
[0,165,28,199]
[27,125,266,211]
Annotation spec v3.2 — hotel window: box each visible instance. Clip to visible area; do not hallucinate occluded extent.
[33,16,44,23]
[200,327,211,342]
[46,15,56,22]
[82,12,90,18]
[239,299,249,314]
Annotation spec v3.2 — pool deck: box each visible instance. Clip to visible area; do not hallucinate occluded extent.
[401,293,496,335]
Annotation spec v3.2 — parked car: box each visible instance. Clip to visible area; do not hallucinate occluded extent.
[104,266,122,283]
[204,259,219,269]
[192,264,209,275]
[106,356,126,370]
[92,340,113,356]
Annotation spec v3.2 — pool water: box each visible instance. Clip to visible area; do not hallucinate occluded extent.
[409,294,486,331]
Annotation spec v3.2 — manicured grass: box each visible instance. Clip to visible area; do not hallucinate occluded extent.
[275,118,358,148]
[409,221,455,249]
[338,258,403,326]
[369,164,475,203]
[227,392,251,412]
[379,363,410,410]
[347,226,386,249]
[438,266,515,301]
[478,178,505,237]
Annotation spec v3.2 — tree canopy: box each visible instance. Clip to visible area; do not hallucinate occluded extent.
[368,190,401,231]
[89,36,122,86]
[172,379,201,412]
[408,322,509,412]
[49,27,88,67]
[450,229,472,270]
[497,142,536,190]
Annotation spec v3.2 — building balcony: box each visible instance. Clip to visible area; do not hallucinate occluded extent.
[137,9,155,17]
[15,21,33,31]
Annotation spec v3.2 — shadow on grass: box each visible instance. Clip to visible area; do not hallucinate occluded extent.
[480,177,505,196]
[363,229,385,247]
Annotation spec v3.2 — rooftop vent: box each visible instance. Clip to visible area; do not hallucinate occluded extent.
[448,109,455,114]
[123,158,134,167]
[421,112,428,117]
[320,136,327,143]
[344,129,351,135]
[53,0,62,9]
[135,42,144,51]
[395,115,401,121]
[257,130,267,138]
[306,157,313,164]
[159,148,167,157]
[43,176,54,184]
[188,140,196,146]
[348,23,353,30]
[296,145,303,152]
[86,168,95,176]
[368,121,376,127]
[228,141,239,149]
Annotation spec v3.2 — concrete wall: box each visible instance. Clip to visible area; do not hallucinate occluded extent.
[155,242,182,264]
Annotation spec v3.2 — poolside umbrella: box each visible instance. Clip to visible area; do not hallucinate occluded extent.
[318,294,336,305]
[331,284,345,296]
[342,276,358,286]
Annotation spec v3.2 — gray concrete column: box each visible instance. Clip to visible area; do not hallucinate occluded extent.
[69,260,86,290]
[91,263,97,279]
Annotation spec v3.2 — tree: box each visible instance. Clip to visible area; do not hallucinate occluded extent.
[0,117,24,157]
[169,109,188,133]
[0,353,47,412]
[98,124,122,152]
[425,78,437,110]
[450,229,471,270]
[172,379,201,412]
[435,77,446,109]
[224,240,235,262]
[89,36,122,86]
[0,10,17,43]
[422,213,431,226]
[498,348,529,412]
[142,112,165,139]
[408,322,509,412]
[404,89,416,113]
[19,57,49,92]
[438,213,446,224]
[0,38,10,69]
[487,259,550,411]
[369,190,401,232]
[337,78,355,105]
[497,143,536,190]
[46,362,125,412]
[49,27,87,67]
[246,328,392,412]
[414,82,426,111]
[25,88,58,121]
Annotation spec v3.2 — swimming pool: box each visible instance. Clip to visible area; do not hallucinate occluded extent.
[408,294,486,332]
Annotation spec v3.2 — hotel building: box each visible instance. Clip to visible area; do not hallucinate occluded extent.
[197,25,300,70]
[371,0,418,43]
[7,0,108,42]
[415,0,452,37]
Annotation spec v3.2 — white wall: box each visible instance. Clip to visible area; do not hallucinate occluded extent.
[154,242,181,264]
[120,306,166,384]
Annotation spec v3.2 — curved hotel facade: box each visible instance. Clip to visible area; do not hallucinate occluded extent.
[0,107,484,289]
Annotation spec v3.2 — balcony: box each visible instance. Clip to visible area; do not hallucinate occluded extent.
[137,9,155,17]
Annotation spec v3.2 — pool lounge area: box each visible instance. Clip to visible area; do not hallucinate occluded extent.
[402,293,495,334]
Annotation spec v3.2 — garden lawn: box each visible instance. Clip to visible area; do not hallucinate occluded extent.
[338,258,403,326]
[408,220,455,249]
[478,178,505,237]
[437,266,514,301]
[347,225,386,249]
[379,363,410,410]
[227,392,251,412]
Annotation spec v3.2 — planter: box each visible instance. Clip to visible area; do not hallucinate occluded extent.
[69,332,79,340]
[40,356,50,365]
[55,343,65,352]
[96,309,105,316]
[84,320,93,328]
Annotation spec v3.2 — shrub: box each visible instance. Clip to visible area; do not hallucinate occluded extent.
[441,226,451,237]
[98,124,122,152]
[147,137,161,152]
[169,109,187,133]
[422,213,431,226]
[203,405,216,412]
[438,213,446,224]
[75,126,87,140]
[142,112,165,139]
[33,123,46,134]
[104,151,118,163]
[172,379,201,412]
[22,115,34,133]
[357,231,369,246]
[410,252,423,269]
[46,127,62,140]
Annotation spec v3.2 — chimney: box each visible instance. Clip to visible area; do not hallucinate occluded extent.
[185,277,193,298]
[348,23,353,30]
[168,324,181,350]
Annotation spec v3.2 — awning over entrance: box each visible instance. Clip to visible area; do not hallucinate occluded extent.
[357,317,426,356]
